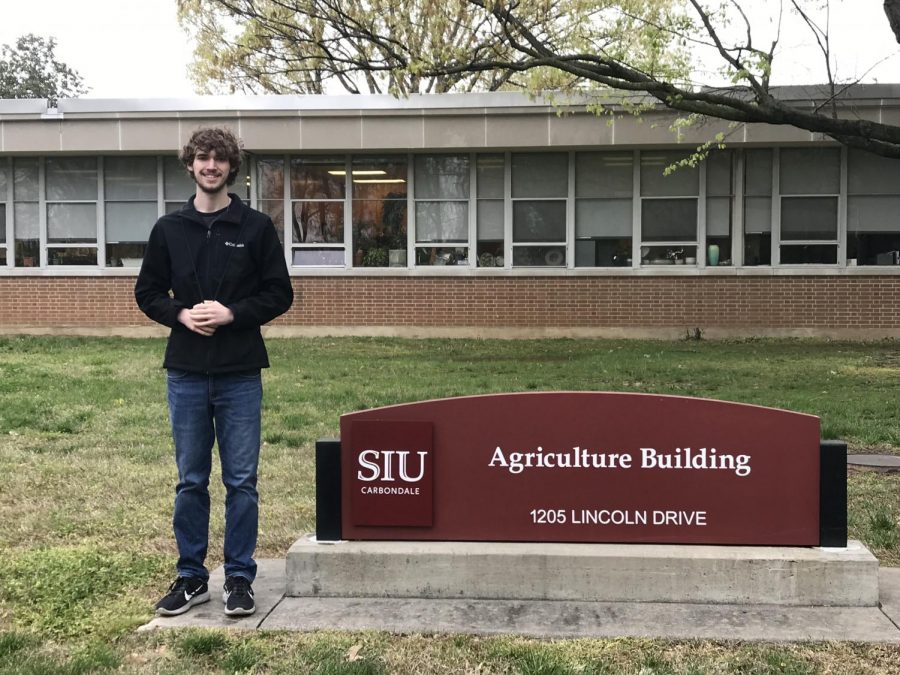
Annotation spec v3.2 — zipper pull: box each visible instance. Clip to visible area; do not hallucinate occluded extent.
[207,229,211,240]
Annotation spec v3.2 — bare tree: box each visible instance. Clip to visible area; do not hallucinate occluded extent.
[431,1,900,156]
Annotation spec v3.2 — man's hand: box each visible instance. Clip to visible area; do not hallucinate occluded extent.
[178,301,234,336]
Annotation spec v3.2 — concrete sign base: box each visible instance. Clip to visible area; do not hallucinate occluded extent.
[287,536,879,607]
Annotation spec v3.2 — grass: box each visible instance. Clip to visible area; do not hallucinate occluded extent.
[0,335,898,673]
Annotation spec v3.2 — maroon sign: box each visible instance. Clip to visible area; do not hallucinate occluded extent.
[349,421,434,526]
[339,393,821,545]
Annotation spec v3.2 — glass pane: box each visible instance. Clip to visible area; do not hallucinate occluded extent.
[706,150,732,196]
[781,197,837,240]
[477,154,504,198]
[257,158,284,200]
[292,248,345,266]
[105,202,157,242]
[352,199,407,267]
[14,239,39,267]
[744,233,771,266]
[848,196,900,232]
[641,245,698,266]
[351,156,407,200]
[258,199,285,246]
[14,202,39,239]
[641,199,697,242]
[848,148,900,195]
[164,156,194,200]
[416,246,468,266]
[291,157,346,199]
[46,157,97,200]
[477,242,504,267]
[576,152,633,198]
[744,149,773,196]
[511,153,567,198]
[780,245,837,264]
[48,247,97,265]
[0,207,5,243]
[706,197,731,237]
[848,233,900,266]
[415,155,468,199]
[104,157,157,200]
[512,201,566,242]
[744,196,771,233]
[576,198,631,237]
[416,201,467,243]
[48,203,97,243]
[575,238,632,268]
[640,152,698,196]
[14,158,39,201]
[512,245,566,267]
[0,162,7,196]
[292,201,344,244]
[107,243,147,267]
[780,148,840,195]
[477,200,503,240]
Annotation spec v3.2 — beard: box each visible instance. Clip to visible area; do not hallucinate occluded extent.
[190,170,229,195]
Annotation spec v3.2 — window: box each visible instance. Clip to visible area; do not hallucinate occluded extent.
[779,148,839,264]
[846,148,900,266]
[414,154,469,267]
[14,158,39,267]
[351,156,407,267]
[257,157,285,247]
[640,152,698,266]
[743,149,772,266]
[104,157,158,267]
[164,156,194,214]
[512,153,567,267]
[291,157,346,266]
[45,157,98,265]
[476,154,505,267]
[706,150,733,267]
[575,152,633,267]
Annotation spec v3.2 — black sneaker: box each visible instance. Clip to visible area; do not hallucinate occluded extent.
[223,576,256,616]
[154,577,210,616]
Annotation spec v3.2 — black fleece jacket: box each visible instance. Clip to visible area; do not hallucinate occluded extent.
[134,194,293,373]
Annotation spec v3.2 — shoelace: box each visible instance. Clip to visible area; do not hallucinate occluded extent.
[169,577,198,594]
[228,578,252,597]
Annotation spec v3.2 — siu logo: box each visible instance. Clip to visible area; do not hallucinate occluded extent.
[357,450,428,482]
[349,420,434,527]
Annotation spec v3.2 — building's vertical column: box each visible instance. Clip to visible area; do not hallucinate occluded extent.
[733,151,744,267]
[631,149,640,268]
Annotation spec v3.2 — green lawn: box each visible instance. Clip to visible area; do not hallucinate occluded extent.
[0,336,898,674]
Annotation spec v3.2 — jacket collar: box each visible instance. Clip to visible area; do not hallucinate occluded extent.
[179,193,245,226]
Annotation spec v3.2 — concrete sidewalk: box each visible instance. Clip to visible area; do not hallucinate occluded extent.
[140,560,900,642]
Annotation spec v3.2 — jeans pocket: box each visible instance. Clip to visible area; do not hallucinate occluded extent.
[167,368,193,380]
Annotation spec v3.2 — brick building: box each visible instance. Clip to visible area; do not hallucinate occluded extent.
[1,89,899,338]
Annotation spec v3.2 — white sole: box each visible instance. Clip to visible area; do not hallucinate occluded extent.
[155,591,210,616]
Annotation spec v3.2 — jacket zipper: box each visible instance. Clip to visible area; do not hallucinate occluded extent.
[205,226,213,374]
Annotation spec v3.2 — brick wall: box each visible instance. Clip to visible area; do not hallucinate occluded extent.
[1,275,898,336]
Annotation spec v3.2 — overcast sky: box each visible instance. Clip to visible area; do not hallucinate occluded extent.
[0,0,897,99]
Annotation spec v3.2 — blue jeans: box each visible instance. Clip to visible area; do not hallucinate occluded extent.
[167,369,262,583]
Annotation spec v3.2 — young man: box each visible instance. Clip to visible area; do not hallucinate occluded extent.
[135,127,293,617]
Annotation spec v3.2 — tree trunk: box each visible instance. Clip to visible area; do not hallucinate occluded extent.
[885,0,900,42]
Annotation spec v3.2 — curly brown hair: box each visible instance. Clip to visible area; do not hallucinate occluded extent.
[179,127,244,186]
